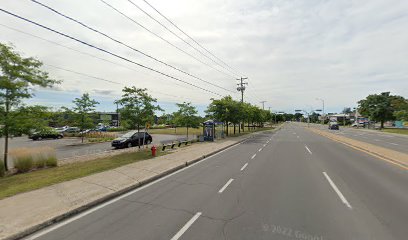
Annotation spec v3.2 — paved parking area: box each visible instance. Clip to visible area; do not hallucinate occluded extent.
[0,134,196,167]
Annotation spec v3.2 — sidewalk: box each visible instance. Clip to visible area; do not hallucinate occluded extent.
[0,132,261,240]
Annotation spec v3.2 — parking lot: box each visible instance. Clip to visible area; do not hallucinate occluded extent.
[0,133,197,166]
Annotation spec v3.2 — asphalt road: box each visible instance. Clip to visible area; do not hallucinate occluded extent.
[26,123,408,240]
[312,124,408,154]
[0,134,196,160]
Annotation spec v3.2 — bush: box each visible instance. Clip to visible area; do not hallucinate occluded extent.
[0,160,5,177]
[10,147,57,173]
[107,127,127,132]
[14,156,34,173]
[45,156,58,167]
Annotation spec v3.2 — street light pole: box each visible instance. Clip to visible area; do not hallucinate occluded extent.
[316,98,325,124]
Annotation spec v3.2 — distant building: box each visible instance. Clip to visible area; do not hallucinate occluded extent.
[96,112,120,126]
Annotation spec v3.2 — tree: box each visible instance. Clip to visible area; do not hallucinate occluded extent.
[173,102,199,138]
[0,43,59,171]
[72,93,99,143]
[358,92,403,129]
[115,87,162,147]
[342,107,352,114]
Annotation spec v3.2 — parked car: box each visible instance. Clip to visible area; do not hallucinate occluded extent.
[111,131,153,149]
[29,128,64,140]
[65,127,80,133]
[328,122,339,130]
[351,122,365,127]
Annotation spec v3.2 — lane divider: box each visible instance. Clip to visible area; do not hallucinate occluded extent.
[323,172,352,209]
[258,148,263,152]
[240,163,248,171]
[305,145,312,155]
[251,154,257,159]
[170,212,202,240]
[218,178,234,193]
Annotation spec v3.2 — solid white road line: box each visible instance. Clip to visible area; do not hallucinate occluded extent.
[388,142,399,146]
[170,212,202,240]
[251,154,256,159]
[24,140,242,240]
[374,139,381,142]
[240,163,248,171]
[304,145,312,155]
[218,178,234,193]
[323,172,352,209]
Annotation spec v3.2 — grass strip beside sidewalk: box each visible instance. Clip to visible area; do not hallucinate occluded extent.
[0,150,166,200]
[381,128,408,135]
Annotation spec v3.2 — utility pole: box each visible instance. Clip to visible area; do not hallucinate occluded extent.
[236,77,248,103]
[260,101,267,110]
[237,77,248,132]
[116,102,120,127]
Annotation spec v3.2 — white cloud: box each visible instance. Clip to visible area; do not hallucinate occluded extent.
[1,0,407,113]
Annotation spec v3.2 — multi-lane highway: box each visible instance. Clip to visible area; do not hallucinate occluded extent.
[312,124,408,154]
[26,123,408,240]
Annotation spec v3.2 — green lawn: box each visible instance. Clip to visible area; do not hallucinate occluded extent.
[381,128,408,135]
[0,150,166,200]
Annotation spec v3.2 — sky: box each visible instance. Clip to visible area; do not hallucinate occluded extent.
[1,0,407,115]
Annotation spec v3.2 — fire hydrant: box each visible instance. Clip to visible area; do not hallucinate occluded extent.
[151,145,157,157]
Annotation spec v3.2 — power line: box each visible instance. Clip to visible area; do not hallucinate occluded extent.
[0,23,207,95]
[0,8,223,97]
[30,0,234,94]
[98,0,236,79]
[45,64,198,102]
[141,0,242,76]
[126,0,237,77]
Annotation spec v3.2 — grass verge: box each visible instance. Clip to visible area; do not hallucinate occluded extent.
[381,128,408,135]
[0,150,167,200]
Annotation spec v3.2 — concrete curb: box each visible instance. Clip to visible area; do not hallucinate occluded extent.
[6,128,280,240]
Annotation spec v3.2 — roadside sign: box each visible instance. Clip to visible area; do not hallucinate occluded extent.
[146,123,151,129]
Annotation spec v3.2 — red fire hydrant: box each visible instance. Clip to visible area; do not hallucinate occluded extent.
[151,145,157,157]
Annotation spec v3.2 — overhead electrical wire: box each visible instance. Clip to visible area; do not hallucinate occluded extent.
[141,0,243,77]
[30,0,234,94]
[126,0,237,77]
[0,8,223,97]
[98,0,236,79]
[0,23,205,96]
[44,64,197,102]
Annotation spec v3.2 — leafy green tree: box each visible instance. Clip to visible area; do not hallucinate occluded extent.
[358,92,404,129]
[115,87,162,146]
[173,102,199,138]
[49,107,76,127]
[0,43,59,170]
[72,93,99,143]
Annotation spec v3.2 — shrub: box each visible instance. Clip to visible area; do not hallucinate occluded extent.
[0,160,5,177]
[45,156,58,167]
[14,156,34,173]
[10,147,57,173]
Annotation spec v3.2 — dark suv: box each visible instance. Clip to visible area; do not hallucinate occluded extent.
[111,131,153,149]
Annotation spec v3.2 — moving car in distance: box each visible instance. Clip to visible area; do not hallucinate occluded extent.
[29,128,64,141]
[111,131,153,149]
[328,121,339,130]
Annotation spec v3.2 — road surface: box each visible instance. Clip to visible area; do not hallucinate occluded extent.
[312,124,408,154]
[25,124,408,240]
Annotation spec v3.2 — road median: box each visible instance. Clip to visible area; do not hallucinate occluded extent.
[306,127,408,170]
